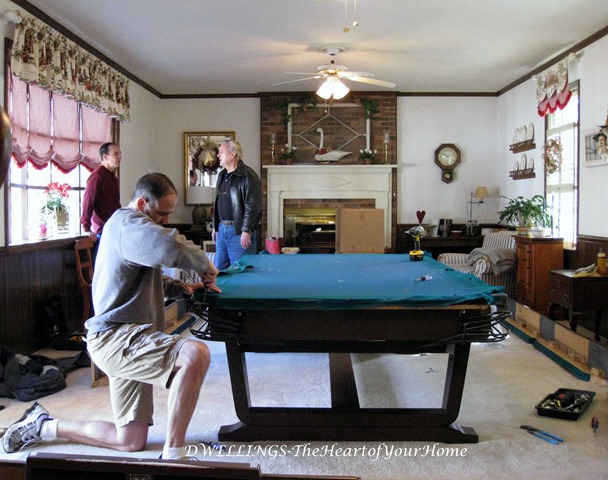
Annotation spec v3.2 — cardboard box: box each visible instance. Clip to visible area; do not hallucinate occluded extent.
[336,208,385,253]
[164,300,179,330]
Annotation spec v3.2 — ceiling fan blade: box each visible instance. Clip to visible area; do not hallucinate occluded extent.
[271,76,321,86]
[345,75,396,88]
[285,71,324,75]
[342,71,374,78]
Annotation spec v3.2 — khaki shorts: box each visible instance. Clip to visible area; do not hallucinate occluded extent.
[87,323,187,428]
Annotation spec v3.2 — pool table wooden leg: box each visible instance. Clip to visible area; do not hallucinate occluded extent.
[219,343,478,443]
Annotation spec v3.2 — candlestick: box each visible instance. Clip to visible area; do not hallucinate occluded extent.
[383,130,390,164]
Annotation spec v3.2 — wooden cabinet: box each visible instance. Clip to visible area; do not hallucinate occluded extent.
[549,270,608,340]
[400,234,484,259]
[514,236,563,314]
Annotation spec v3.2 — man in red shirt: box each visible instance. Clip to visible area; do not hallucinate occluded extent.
[80,143,122,250]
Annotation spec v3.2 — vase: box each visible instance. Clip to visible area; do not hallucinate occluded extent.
[56,210,69,236]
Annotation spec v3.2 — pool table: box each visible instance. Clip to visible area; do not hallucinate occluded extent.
[191,254,506,444]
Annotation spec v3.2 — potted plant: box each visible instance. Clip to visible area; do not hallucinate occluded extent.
[497,195,551,234]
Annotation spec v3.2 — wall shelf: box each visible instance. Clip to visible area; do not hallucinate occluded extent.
[509,168,535,180]
[509,140,536,153]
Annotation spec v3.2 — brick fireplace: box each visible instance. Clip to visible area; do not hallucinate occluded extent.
[259,92,398,250]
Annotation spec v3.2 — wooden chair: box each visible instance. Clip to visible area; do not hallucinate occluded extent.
[74,237,107,387]
[74,237,95,325]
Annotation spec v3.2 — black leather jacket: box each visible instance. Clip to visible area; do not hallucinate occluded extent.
[213,160,262,234]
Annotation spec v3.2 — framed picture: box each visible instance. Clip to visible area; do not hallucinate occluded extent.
[184,131,234,205]
[582,128,608,167]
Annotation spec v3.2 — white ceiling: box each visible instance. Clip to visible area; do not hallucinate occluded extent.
[14,0,608,96]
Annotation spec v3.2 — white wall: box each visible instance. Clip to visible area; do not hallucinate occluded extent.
[577,35,608,238]
[109,92,261,225]
[118,82,162,206]
[153,97,260,224]
[398,96,499,225]
[496,80,546,207]
[496,34,608,239]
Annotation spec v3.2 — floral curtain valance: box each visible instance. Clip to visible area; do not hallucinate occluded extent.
[10,13,130,122]
[534,59,571,117]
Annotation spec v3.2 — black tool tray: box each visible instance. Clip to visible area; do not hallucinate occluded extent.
[535,388,596,420]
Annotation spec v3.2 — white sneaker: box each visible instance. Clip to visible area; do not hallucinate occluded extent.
[2,402,52,453]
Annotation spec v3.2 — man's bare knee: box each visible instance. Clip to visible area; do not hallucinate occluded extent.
[120,439,146,452]
[178,340,210,371]
[117,422,148,452]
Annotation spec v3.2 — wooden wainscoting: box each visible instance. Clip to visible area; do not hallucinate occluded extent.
[0,238,82,354]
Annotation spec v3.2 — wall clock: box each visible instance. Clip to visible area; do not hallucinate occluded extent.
[434,143,461,183]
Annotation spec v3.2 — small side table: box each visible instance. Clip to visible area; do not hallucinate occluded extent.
[548,270,608,341]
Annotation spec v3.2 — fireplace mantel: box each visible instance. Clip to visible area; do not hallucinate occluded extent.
[264,164,396,248]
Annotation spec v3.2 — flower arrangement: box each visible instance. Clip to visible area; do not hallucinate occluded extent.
[543,137,563,175]
[279,144,298,163]
[40,182,71,232]
[41,182,71,213]
[359,148,377,162]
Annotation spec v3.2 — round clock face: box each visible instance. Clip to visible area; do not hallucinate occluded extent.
[438,147,458,166]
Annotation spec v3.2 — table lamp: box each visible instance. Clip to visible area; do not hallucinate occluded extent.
[466,186,489,222]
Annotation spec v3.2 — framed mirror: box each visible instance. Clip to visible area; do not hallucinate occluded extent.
[184,131,234,205]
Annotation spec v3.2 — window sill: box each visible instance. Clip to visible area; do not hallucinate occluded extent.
[1,235,84,255]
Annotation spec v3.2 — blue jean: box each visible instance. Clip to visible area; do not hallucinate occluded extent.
[214,222,257,270]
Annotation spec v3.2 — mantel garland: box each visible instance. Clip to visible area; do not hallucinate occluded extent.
[11,13,130,122]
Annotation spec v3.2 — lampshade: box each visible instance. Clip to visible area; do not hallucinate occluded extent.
[186,185,215,205]
[473,186,489,201]
[316,76,349,100]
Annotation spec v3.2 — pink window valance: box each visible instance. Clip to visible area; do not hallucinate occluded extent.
[535,59,571,117]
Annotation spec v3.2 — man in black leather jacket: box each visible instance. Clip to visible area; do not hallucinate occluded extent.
[212,140,262,269]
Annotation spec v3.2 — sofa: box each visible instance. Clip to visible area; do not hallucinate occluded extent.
[437,231,517,297]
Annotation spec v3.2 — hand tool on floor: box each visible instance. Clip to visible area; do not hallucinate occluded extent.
[520,425,564,445]
[591,416,599,435]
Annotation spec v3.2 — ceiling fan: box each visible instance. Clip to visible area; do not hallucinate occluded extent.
[272,46,396,99]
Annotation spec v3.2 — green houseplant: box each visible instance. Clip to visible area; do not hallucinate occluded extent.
[497,195,551,229]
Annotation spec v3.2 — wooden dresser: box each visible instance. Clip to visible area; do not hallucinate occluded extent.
[514,236,563,314]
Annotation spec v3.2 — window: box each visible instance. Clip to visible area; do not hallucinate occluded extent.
[6,74,112,245]
[545,82,579,249]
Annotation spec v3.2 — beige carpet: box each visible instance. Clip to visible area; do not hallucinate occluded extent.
[1,329,607,480]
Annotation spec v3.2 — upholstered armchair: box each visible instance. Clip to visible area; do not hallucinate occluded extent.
[437,231,517,297]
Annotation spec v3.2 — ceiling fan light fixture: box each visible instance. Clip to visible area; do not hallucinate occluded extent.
[316,76,349,100]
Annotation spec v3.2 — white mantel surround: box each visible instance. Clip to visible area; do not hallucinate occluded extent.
[264,164,397,248]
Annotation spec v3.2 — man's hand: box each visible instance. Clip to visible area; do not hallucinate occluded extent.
[89,231,98,243]
[240,231,252,249]
[182,281,221,294]
[202,263,221,293]
[182,263,221,295]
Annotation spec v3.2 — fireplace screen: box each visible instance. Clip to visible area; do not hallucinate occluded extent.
[284,208,336,253]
